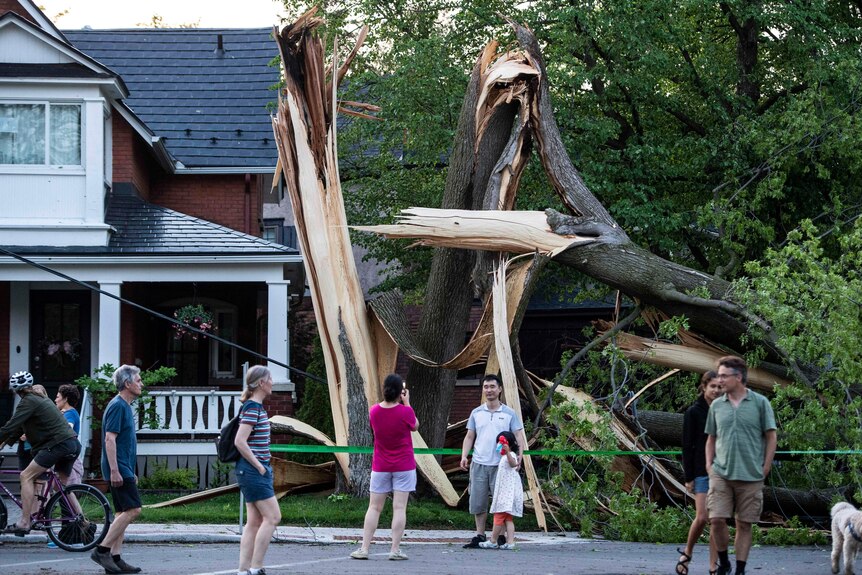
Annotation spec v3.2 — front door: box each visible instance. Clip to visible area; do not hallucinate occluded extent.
[30,290,91,397]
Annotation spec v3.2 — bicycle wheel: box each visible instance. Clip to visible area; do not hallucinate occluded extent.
[45,483,112,552]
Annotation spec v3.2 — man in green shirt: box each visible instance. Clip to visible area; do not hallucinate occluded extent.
[705,356,777,575]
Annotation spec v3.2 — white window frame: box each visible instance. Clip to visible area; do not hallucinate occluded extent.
[210,307,238,379]
[0,100,84,168]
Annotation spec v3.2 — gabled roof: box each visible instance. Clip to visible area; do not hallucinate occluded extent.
[63,27,280,172]
[0,11,127,98]
[3,0,67,42]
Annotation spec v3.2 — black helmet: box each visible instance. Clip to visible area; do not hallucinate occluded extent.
[9,371,34,391]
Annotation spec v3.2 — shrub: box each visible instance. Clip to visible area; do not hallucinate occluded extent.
[139,462,197,490]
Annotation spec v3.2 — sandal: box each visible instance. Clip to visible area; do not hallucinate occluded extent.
[3,524,31,537]
[675,548,692,575]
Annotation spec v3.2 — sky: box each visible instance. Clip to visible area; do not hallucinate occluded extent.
[36,0,289,29]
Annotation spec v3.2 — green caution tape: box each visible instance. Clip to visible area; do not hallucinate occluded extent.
[270,444,862,456]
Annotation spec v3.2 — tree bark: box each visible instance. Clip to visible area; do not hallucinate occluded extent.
[407,53,520,450]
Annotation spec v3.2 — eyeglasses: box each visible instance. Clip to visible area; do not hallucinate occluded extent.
[717,371,739,380]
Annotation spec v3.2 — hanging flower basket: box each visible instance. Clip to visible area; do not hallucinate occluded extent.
[172,304,215,340]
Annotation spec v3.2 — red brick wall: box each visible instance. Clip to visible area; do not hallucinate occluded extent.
[0,0,38,23]
[112,115,152,200]
[451,383,481,423]
[0,282,9,388]
[151,174,262,235]
[265,393,294,419]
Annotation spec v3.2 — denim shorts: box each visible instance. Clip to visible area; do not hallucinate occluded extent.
[370,469,417,494]
[236,458,275,502]
[693,475,709,494]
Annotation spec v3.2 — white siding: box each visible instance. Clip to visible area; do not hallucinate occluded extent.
[0,25,75,64]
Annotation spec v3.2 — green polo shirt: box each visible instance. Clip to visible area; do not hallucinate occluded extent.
[705,388,776,481]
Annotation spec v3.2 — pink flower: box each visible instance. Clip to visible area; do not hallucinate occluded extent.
[47,343,60,356]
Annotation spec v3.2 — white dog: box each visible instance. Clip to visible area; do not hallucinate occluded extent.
[832,502,862,574]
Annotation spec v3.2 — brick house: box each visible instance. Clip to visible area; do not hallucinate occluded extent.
[0,0,302,484]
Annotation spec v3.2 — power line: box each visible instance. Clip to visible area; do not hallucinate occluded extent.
[0,246,327,385]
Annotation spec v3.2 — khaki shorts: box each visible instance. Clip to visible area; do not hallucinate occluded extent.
[707,473,763,524]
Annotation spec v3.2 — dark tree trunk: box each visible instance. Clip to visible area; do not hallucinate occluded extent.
[407,57,519,449]
[634,410,684,447]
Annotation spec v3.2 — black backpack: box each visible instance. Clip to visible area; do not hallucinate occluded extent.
[215,404,246,463]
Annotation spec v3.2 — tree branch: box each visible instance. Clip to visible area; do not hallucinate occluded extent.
[531,304,643,436]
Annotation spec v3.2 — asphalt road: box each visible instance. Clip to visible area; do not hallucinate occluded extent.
[0,540,834,575]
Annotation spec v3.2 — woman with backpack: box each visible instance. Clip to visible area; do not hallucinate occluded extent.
[234,365,280,575]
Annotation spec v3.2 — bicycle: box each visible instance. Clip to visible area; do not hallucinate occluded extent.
[0,454,112,551]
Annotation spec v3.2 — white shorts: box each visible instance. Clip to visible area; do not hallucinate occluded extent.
[370,469,417,493]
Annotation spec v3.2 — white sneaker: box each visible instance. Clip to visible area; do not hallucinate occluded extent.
[478,541,499,549]
[350,548,369,560]
[388,550,409,560]
[499,543,515,550]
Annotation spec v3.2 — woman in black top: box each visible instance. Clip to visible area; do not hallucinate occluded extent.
[676,371,723,575]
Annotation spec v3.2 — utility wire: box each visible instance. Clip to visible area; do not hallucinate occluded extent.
[0,246,327,385]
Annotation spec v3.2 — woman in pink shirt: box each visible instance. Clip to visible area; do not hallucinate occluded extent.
[351,373,419,561]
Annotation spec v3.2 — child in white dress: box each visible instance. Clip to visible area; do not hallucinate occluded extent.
[479,431,523,550]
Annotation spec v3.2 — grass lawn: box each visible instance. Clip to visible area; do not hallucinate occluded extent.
[140,492,541,531]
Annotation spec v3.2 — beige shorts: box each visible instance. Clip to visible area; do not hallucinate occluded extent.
[707,473,763,524]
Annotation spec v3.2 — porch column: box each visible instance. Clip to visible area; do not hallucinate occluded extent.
[98,282,122,368]
[267,280,293,393]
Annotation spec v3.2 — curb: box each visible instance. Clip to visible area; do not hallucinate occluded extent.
[1,525,581,546]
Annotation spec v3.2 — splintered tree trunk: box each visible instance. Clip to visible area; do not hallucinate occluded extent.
[408,51,521,450]
[360,22,788,373]
[272,9,459,502]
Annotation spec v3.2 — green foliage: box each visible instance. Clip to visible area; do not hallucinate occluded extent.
[657,315,690,342]
[605,490,690,543]
[283,0,862,295]
[753,517,829,546]
[138,462,197,490]
[208,460,233,489]
[75,364,176,430]
[738,220,862,496]
[289,336,335,465]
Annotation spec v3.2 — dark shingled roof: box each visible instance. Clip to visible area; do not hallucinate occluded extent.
[62,28,279,170]
[2,194,298,256]
[105,194,296,255]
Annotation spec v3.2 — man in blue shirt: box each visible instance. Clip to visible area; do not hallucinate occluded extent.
[90,365,143,575]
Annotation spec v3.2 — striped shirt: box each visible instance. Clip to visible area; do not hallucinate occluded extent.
[240,401,271,464]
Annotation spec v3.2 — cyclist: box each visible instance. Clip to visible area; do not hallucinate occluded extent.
[0,371,81,535]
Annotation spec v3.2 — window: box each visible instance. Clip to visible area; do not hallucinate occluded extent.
[262,218,283,244]
[0,102,82,166]
[211,310,237,378]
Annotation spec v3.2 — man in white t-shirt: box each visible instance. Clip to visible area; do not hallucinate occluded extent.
[459,374,527,548]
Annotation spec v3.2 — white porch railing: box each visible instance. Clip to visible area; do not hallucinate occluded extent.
[134,389,241,456]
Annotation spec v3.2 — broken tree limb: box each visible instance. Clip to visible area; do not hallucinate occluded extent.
[609,331,791,392]
[491,261,548,530]
[273,11,456,500]
[355,208,595,254]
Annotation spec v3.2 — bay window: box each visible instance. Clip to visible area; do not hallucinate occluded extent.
[0,102,82,166]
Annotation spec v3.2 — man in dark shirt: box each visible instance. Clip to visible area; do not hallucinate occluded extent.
[90,365,143,575]
[0,371,80,535]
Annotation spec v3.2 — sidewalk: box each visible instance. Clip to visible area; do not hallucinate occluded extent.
[1,523,579,546]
